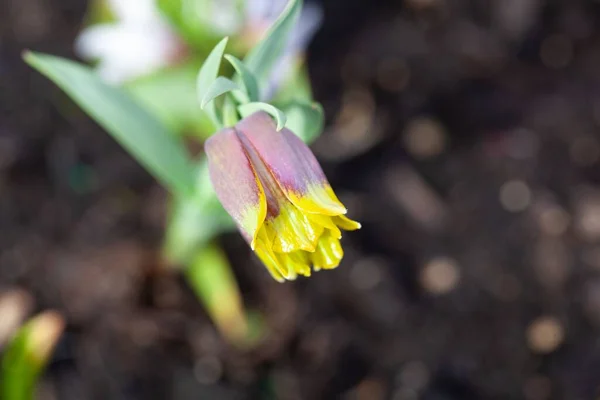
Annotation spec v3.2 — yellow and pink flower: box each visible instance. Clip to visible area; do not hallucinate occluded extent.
[205,111,360,282]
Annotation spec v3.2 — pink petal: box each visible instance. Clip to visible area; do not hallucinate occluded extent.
[235,112,346,215]
[205,128,267,247]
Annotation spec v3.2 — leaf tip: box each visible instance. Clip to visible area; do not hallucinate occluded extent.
[22,49,35,64]
[218,36,230,49]
[276,120,285,131]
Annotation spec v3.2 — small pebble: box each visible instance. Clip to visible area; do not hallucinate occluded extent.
[403,117,447,159]
[538,205,570,236]
[526,316,564,354]
[420,257,460,295]
[500,180,531,212]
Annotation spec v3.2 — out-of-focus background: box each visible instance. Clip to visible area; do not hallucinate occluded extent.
[2,0,600,398]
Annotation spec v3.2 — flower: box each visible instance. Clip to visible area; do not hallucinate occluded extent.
[74,0,184,84]
[205,111,360,282]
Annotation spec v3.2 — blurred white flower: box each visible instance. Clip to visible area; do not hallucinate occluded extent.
[75,0,183,84]
[74,0,322,93]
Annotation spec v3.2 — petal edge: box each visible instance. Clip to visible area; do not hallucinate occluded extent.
[205,128,267,246]
[235,111,347,216]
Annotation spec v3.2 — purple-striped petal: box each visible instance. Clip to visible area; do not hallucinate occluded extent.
[205,128,267,247]
[235,111,346,215]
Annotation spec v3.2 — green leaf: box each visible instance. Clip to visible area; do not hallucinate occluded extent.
[244,0,302,96]
[156,0,227,52]
[222,95,240,127]
[271,63,313,104]
[282,101,324,143]
[185,244,248,345]
[197,37,229,128]
[201,76,242,109]
[125,60,216,138]
[163,195,234,263]
[224,54,259,103]
[24,51,196,198]
[163,160,235,264]
[238,102,287,131]
[2,312,64,400]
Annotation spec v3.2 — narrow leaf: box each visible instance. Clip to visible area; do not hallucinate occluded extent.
[185,244,248,345]
[24,51,196,198]
[163,159,235,264]
[271,63,313,104]
[163,193,234,264]
[238,102,287,131]
[197,37,229,127]
[157,0,219,50]
[224,54,259,102]
[124,60,216,137]
[1,311,64,400]
[201,77,242,109]
[282,101,324,143]
[222,95,240,127]
[244,0,302,95]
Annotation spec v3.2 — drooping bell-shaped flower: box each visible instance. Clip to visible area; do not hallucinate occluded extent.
[205,112,360,282]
